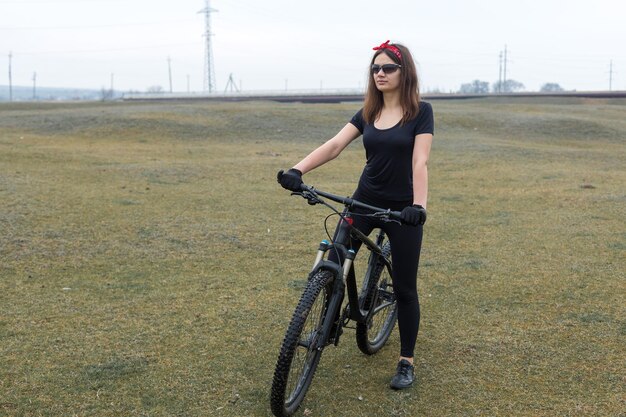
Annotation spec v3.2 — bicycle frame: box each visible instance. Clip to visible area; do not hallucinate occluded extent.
[295,185,401,346]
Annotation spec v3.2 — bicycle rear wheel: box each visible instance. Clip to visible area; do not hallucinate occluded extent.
[356,240,397,354]
[270,270,334,417]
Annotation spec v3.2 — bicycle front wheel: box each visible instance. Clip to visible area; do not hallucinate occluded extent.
[270,270,334,417]
[356,241,397,354]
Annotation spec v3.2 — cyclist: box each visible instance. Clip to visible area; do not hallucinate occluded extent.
[278,40,434,390]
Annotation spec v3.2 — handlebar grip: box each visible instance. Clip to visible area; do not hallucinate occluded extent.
[389,210,404,222]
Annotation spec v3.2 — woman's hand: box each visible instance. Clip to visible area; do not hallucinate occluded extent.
[277,168,303,192]
[400,204,427,226]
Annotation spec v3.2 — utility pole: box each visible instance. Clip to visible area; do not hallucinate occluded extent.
[503,45,508,92]
[198,0,218,92]
[608,60,613,91]
[110,73,114,98]
[167,56,173,93]
[498,51,503,93]
[8,51,13,102]
[187,74,190,93]
[224,73,239,93]
[32,72,37,100]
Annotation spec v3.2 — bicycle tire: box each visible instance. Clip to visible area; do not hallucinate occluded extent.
[356,241,397,355]
[270,270,334,417]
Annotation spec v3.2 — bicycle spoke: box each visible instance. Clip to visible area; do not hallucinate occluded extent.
[283,282,327,405]
[356,240,398,355]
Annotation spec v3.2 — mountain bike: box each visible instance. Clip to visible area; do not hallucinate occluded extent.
[270,183,405,417]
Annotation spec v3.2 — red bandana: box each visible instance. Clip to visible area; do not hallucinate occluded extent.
[372,40,402,61]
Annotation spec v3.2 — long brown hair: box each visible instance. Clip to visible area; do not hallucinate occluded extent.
[363,42,421,125]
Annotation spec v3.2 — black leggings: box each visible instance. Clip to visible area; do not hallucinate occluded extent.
[330,205,423,358]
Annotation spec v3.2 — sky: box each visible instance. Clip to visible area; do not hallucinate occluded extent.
[2,0,625,93]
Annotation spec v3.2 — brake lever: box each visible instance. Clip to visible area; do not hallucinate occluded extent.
[371,210,402,225]
[291,190,322,205]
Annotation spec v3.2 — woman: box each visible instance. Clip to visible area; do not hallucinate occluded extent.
[277,40,434,389]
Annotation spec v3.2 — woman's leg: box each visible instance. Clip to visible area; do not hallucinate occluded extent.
[385,223,423,389]
[384,223,423,359]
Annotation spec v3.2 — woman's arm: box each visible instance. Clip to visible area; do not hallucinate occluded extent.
[412,133,433,208]
[293,123,361,174]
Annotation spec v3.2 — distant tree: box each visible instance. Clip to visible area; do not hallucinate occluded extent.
[459,80,490,94]
[425,87,444,94]
[492,79,525,93]
[540,82,564,92]
[100,86,114,101]
[146,85,164,94]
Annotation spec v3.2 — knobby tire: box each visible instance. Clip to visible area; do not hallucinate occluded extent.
[270,270,334,417]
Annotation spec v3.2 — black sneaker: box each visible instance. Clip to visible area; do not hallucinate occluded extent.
[390,359,414,390]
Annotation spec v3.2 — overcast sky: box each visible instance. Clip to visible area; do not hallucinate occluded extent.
[2,0,625,93]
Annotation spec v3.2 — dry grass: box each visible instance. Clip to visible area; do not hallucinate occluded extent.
[0,97,624,416]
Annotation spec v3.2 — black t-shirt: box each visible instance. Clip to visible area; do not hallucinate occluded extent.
[349,101,434,207]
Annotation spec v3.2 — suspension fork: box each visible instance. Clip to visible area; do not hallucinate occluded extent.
[307,240,349,349]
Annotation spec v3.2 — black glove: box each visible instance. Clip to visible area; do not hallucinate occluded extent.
[277,168,303,192]
[400,204,427,226]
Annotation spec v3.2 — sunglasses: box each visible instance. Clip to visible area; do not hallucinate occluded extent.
[371,64,402,74]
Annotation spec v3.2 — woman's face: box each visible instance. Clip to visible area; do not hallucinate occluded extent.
[372,53,401,92]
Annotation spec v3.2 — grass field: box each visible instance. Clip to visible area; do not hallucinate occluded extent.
[0,97,624,416]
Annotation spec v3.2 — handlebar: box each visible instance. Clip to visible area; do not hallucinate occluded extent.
[295,183,404,224]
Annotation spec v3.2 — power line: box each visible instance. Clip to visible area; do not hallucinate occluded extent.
[15,42,202,56]
[0,0,126,3]
[0,19,197,31]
